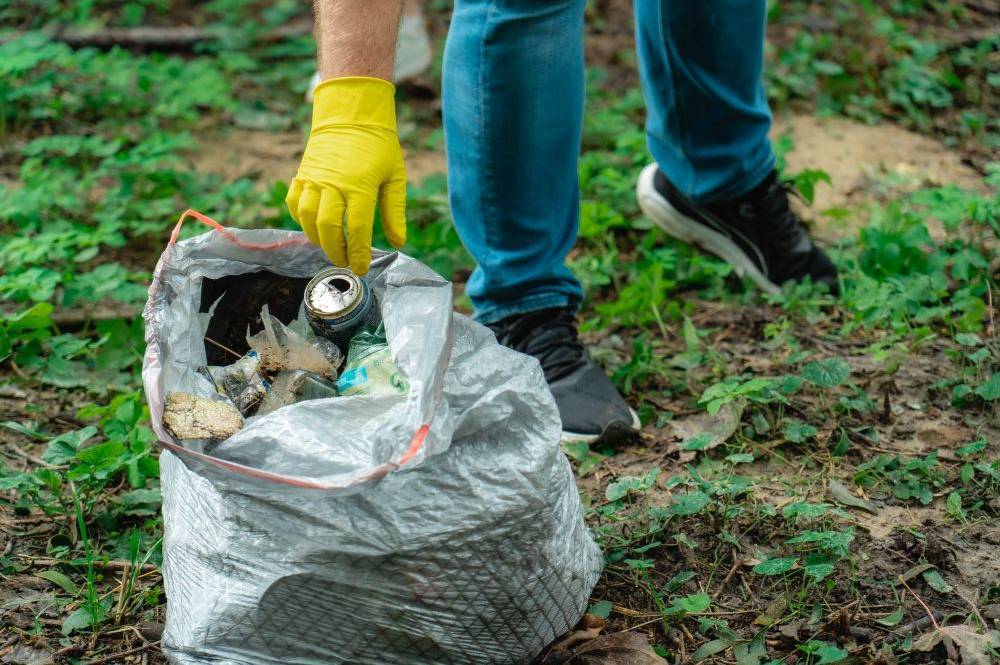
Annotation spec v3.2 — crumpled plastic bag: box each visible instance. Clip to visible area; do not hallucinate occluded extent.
[142,216,602,665]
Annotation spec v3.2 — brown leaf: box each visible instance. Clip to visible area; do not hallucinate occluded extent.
[778,620,803,640]
[667,401,744,452]
[827,479,877,514]
[139,620,165,642]
[1,644,55,665]
[571,631,667,664]
[755,594,788,626]
[912,625,1000,665]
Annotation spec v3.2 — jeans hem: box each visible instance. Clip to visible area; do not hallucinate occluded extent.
[473,293,573,325]
[695,150,776,204]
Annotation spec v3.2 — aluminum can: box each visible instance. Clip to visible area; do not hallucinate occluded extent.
[304,267,381,352]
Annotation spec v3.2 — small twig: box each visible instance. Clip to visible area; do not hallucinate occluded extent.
[82,641,158,665]
[98,624,158,645]
[8,359,29,379]
[204,335,243,360]
[669,628,685,663]
[114,561,130,624]
[54,642,85,657]
[986,280,995,339]
[713,548,741,600]
[628,616,668,631]
[899,576,939,630]
[6,441,56,469]
[24,556,158,573]
[612,604,644,617]
[0,514,54,525]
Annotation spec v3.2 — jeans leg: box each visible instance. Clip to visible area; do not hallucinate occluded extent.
[634,0,775,203]
[443,0,586,324]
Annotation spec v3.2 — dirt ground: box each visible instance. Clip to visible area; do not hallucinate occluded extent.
[188,111,983,231]
[189,128,448,188]
[773,115,983,214]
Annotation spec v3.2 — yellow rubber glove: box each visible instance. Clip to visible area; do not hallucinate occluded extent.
[286,76,407,275]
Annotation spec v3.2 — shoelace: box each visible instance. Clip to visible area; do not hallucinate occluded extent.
[489,308,587,383]
[751,179,811,254]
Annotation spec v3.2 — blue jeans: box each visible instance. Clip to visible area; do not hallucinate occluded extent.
[442,0,775,323]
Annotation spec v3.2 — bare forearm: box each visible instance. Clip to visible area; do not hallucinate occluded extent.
[314,0,402,81]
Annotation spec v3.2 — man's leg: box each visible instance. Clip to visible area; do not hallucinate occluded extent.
[634,1,838,293]
[443,0,639,443]
[442,0,585,324]
[636,0,774,202]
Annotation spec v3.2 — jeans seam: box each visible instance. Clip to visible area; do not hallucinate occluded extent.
[656,1,696,200]
[478,1,498,275]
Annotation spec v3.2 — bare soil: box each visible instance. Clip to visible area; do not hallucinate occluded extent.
[188,128,447,189]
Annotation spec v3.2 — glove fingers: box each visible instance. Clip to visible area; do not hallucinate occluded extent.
[316,189,348,267]
[346,194,376,276]
[378,170,407,249]
[296,183,322,245]
[285,179,304,223]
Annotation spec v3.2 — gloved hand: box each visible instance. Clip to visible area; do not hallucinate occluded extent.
[286,76,407,275]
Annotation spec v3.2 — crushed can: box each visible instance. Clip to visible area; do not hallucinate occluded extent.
[304,267,382,353]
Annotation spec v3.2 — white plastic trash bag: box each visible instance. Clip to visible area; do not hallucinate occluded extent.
[142,210,603,664]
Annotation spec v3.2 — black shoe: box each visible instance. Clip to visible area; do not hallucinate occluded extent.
[636,164,839,295]
[488,307,640,445]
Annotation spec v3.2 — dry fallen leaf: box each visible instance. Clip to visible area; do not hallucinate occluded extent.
[912,625,1000,665]
[667,401,744,453]
[828,478,877,514]
[755,594,788,626]
[0,643,55,665]
[571,631,667,664]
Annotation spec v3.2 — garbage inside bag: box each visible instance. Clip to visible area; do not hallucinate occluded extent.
[256,369,338,417]
[198,350,269,415]
[247,303,341,379]
[337,324,409,397]
[162,391,242,441]
[142,213,601,665]
[305,266,383,354]
[195,302,346,421]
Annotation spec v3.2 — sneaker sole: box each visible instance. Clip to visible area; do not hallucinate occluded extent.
[561,407,642,446]
[636,164,781,296]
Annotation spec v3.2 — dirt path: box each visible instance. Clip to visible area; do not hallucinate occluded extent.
[188,112,979,219]
[188,128,448,188]
[774,115,983,239]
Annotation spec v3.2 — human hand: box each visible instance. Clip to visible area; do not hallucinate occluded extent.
[286,76,406,275]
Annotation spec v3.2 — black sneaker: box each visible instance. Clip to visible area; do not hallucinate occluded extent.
[488,307,640,445]
[636,164,839,295]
